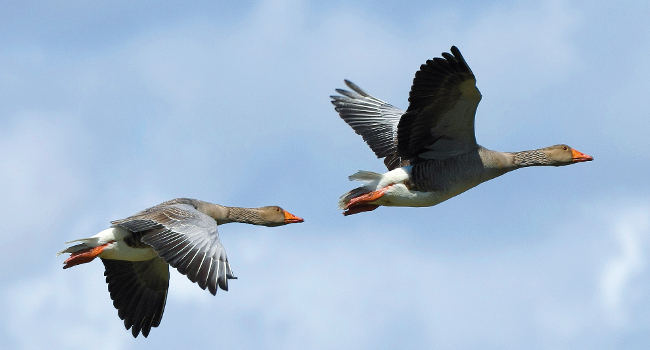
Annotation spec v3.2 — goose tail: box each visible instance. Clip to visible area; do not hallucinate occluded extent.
[338,186,373,209]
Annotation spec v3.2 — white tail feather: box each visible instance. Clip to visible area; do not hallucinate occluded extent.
[348,170,382,182]
[64,237,98,244]
[58,229,114,256]
[340,170,384,208]
[57,242,92,256]
[338,186,372,209]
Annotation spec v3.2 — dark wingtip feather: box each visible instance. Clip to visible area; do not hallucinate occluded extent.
[217,274,228,291]
[343,79,369,97]
[343,79,356,89]
[449,46,472,73]
[208,275,217,295]
[450,46,463,57]
[335,89,359,99]
[217,262,229,291]
[102,258,168,339]
[131,325,140,338]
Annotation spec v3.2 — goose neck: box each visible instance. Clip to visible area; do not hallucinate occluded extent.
[511,149,551,168]
[223,207,265,225]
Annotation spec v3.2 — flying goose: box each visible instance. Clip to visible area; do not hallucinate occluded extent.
[58,198,303,337]
[331,46,593,215]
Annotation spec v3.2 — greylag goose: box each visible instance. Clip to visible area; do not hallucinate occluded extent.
[58,198,303,337]
[331,46,593,215]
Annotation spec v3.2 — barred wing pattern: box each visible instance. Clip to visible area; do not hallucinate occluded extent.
[111,203,235,295]
[331,79,407,170]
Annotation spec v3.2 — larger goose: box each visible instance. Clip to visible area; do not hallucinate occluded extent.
[58,198,303,337]
[331,46,592,215]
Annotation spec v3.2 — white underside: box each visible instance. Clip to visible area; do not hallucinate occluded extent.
[352,166,468,208]
[380,183,449,207]
[64,227,158,261]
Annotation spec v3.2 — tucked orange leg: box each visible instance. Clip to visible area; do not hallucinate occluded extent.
[343,185,392,215]
[63,242,112,269]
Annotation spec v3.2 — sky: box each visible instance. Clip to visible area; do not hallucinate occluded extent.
[1,0,649,349]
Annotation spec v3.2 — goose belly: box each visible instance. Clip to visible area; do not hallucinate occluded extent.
[379,184,452,207]
[95,227,158,261]
[100,241,158,261]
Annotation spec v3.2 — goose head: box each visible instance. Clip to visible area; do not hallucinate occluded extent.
[258,206,304,226]
[543,144,593,166]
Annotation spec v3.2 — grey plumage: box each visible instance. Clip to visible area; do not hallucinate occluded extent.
[331,47,482,169]
[330,79,406,170]
[60,197,303,338]
[332,46,592,214]
[112,200,235,295]
[409,147,511,192]
[512,149,551,167]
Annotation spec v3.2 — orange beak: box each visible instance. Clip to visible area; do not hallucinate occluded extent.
[283,210,304,224]
[571,148,593,163]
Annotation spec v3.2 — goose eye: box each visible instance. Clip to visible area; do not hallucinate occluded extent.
[562,146,568,151]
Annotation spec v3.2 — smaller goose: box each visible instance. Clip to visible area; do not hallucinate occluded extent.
[331,46,593,215]
[58,198,303,337]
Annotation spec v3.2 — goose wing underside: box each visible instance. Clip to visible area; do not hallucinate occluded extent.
[331,79,407,170]
[111,203,235,295]
[102,257,169,338]
[398,46,482,162]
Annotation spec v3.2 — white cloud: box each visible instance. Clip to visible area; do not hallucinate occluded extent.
[0,115,86,223]
[1,0,649,349]
[6,199,650,349]
[600,205,650,324]
[3,265,128,350]
[0,115,90,257]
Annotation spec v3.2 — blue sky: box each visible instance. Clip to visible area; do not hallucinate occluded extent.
[1,0,649,349]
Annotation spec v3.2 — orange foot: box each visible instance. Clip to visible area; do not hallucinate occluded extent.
[343,185,392,216]
[343,204,379,216]
[63,242,112,269]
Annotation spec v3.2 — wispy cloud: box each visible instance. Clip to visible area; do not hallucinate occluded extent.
[1,0,649,349]
[600,205,650,324]
[3,265,127,350]
[0,116,90,259]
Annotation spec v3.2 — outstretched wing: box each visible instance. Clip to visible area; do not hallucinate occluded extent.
[397,46,482,162]
[102,257,169,338]
[111,202,236,295]
[331,79,407,170]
